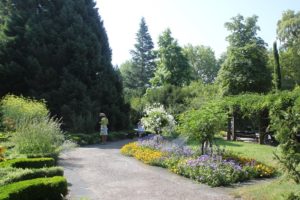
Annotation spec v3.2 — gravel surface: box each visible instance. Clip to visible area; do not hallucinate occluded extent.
[59,140,236,200]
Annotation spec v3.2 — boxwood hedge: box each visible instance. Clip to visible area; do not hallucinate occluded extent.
[0,176,68,200]
[0,167,64,186]
[0,158,55,169]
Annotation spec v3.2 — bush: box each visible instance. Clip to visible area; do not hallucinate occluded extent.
[178,103,226,154]
[0,95,48,131]
[141,103,176,136]
[0,176,67,200]
[66,133,99,146]
[0,158,55,169]
[12,117,64,156]
[66,131,135,146]
[271,97,300,183]
[0,167,63,186]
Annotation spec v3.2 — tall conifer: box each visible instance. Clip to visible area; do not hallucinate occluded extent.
[0,0,129,132]
[130,17,156,89]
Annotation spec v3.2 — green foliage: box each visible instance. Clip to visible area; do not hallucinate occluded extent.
[277,10,300,89]
[183,44,219,83]
[0,167,63,186]
[181,81,220,110]
[128,17,156,89]
[271,98,300,183]
[0,158,55,169]
[120,61,142,90]
[0,176,67,200]
[178,102,226,154]
[144,84,188,115]
[277,10,300,50]
[0,0,129,131]
[218,14,271,95]
[11,117,64,156]
[150,29,191,86]
[273,41,282,91]
[66,133,99,146]
[1,95,48,131]
[182,87,300,182]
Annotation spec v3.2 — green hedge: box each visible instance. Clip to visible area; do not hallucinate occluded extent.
[0,167,64,186]
[0,158,55,169]
[66,131,138,146]
[0,176,67,200]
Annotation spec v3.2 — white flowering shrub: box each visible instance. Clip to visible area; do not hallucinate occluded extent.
[141,103,176,136]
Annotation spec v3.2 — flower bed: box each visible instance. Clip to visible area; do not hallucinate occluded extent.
[120,135,276,187]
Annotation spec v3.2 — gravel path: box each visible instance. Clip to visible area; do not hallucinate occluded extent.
[59,140,236,200]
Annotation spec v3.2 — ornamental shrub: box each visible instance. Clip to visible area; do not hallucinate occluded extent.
[0,158,55,169]
[0,95,48,131]
[11,118,64,156]
[0,167,63,186]
[0,176,67,200]
[141,103,176,136]
[178,102,226,154]
[271,96,300,183]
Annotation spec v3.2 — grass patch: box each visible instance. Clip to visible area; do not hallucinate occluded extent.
[232,178,300,200]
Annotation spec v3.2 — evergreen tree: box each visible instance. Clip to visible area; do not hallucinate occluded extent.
[129,17,156,89]
[0,0,129,132]
[217,15,271,95]
[273,41,281,91]
[151,29,191,87]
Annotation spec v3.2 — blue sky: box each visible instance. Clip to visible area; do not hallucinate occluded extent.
[95,0,300,66]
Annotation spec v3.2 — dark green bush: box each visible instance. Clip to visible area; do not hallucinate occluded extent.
[0,176,67,200]
[0,158,55,169]
[0,167,64,186]
[66,131,135,145]
[66,133,99,145]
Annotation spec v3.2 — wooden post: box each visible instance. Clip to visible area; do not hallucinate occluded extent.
[258,109,269,144]
[227,114,232,140]
[231,110,237,141]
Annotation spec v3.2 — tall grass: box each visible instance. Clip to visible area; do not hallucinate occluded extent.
[12,117,64,155]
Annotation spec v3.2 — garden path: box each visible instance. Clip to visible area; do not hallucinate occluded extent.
[59,139,237,200]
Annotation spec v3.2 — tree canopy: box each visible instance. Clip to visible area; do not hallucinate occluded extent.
[276,10,300,89]
[183,44,219,83]
[0,0,129,132]
[217,15,271,95]
[129,17,156,90]
[150,29,191,87]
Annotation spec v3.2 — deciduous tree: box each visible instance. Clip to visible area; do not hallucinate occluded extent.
[217,15,271,95]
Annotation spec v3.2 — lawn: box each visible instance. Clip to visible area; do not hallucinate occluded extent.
[232,177,300,200]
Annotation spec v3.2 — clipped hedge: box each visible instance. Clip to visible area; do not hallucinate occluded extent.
[0,167,64,186]
[66,131,138,146]
[0,158,55,169]
[0,176,67,200]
